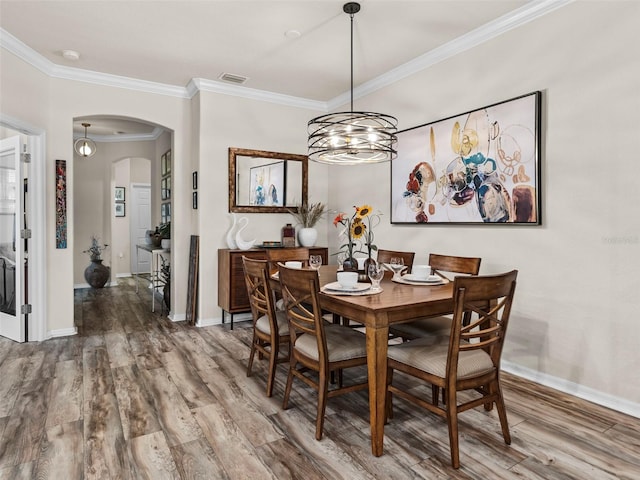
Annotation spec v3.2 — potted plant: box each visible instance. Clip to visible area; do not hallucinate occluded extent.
[288,201,325,247]
[158,222,171,249]
[83,235,110,288]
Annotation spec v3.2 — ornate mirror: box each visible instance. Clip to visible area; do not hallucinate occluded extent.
[229,147,308,213]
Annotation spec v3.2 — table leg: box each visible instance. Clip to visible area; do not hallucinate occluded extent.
[366,324,389,457]
[151,251,156,313]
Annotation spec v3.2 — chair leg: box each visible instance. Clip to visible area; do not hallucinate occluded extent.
[385,367,394,422]
[316,369,329,440]
[494,381,511,445]
[445,388,461,469]
[282,359,296,410]
[246,335,257,377]
[266,343,278,397]
[432,385,439,406]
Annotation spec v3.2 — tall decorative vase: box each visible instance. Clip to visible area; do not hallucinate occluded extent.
[298,227,317,247]
[235,217,256,250]
[84,259,110,288]
[225,213,238,249]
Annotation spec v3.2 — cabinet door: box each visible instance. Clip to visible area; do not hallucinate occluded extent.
[229,251,263,312]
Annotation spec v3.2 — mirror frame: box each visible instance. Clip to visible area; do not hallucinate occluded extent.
[228,147,308,213]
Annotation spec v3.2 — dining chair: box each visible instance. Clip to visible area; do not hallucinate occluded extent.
[278,264,369,440]
[265,247,310,275]
[376,249,416,275]
[242,256,290,397]
[390,253,481,340]
[385,270,518,469]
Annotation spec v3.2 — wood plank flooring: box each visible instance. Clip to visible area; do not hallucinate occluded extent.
[0,279,638,479]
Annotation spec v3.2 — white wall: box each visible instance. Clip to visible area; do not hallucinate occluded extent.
[196,91,329,322]
[327,1,640,406]
[1,1,638,411]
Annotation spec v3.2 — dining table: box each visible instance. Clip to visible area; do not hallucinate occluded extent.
[316,265,455,456]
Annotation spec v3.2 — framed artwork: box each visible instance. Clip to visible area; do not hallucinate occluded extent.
[161,153,168,176]
[192,191,198,209]
[249,161,286,207]
[161,149,172,176]
[55,159,67,248]
[115,203,126,217]
[161,177,171,200]
[161,202,171,223]
[115,186,125,202]
[192,171,198,190]
[391,91,541,225]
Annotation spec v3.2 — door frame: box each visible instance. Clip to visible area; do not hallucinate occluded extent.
[0,114,46,341]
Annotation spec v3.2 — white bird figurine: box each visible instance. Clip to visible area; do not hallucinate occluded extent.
[234,216,256,250]
[225,213,237,249]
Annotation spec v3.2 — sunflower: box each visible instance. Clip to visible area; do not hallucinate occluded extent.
[351,219,366,239]
[357,204,372,218]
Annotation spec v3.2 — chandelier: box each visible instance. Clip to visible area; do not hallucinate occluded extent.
[308,2,397,165]
[74,122,97,158]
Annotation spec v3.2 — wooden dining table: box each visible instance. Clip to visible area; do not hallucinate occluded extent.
[316,265,455,456]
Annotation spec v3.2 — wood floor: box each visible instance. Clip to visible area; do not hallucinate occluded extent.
[0,279,638,479]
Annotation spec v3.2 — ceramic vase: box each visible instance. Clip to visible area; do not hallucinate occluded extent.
[297,227,317,247]
[235,217,256,250]
[225,213,238,249]
[84,259,110,288]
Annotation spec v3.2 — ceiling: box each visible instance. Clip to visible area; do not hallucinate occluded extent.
[1,0,555,136]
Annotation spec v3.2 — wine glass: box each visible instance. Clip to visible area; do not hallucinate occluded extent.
[389,257,405,280]
[337,252,347,270]
[309,254,322,270]
[368,262,384,292]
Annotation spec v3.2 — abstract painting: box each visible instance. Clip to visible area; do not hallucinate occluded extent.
[249,161,286,207]
[391,92,541,224]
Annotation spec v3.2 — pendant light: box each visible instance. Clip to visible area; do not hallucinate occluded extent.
[308,2,397,165]
[74,122,97,157]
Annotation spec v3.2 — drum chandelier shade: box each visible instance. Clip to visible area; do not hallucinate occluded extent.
[308,2,397,165]
[74,122,97,158]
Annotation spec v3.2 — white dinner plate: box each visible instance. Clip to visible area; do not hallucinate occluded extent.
[402,274,442,283]
[323,281,371,293]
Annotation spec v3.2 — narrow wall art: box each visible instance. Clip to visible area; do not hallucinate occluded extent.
[391,91,541,225]
[55,159,67,248]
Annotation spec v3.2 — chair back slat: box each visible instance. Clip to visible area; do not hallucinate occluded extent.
[265,248,310,275]
[428,253,481,280]
[377,249,416,274]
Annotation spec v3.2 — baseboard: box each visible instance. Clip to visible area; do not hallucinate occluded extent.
[73,281,117,289]
[502,360,640,419]
[196,312,252,328]
[169,312,186,322]
[116,273,132,278]
[47,326,77,339]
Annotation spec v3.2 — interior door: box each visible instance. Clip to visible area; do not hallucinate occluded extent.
[130,184,151,274]
[0,135,26,342]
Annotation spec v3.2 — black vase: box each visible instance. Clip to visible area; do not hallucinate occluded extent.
[84,259,110,288]
[342,256,357,272]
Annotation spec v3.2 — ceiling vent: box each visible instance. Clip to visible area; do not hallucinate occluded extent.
[218,73,249,85]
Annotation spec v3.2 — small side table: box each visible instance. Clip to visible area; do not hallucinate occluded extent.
[135,244,169,313]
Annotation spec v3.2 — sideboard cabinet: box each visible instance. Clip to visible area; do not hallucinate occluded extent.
[218,247,328,325]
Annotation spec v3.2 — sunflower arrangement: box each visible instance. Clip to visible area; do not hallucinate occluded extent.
[333,204,381,267]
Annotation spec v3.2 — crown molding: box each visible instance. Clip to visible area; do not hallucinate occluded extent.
[328,0,574,110]
[191,78,327,112]
[1,0,571,111]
